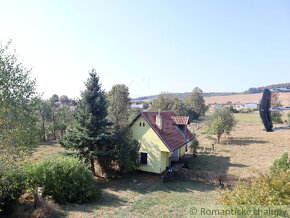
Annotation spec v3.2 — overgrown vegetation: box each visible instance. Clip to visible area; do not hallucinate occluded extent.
[219,153,290,206]
[219,170,289,205]
[25,155,101,204]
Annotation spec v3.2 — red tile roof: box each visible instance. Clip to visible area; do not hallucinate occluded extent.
[171,116,190,125]
[131,111,195,152]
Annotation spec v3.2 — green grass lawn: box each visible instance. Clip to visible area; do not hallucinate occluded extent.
[62,174,218,217]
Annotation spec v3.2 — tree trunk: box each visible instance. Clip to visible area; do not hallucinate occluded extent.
[42,120,46,141]
[90,158,96,176]
[217,135,221,143]
[34,187,43,208]
[52,112,57,140]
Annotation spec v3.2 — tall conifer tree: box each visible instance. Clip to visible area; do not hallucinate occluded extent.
[60,69,114,175]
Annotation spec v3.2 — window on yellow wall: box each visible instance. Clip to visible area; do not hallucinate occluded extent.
[139,122,141,127]
[140,152,148,165]
[143,122,145,127]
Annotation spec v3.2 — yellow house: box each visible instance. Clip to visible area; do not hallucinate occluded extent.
[129,111,195,174]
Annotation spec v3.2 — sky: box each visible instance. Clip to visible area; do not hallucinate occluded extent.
[1,0,290,99]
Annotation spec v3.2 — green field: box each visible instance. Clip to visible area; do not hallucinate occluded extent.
[234,112,262,123]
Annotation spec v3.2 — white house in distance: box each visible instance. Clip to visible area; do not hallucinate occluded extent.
[244,103,258,109]
[131,103,143,109]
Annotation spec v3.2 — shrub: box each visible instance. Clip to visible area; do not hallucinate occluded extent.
[218,170,290,205]
[189,138,199,154]
[270,152,290,174]
[239,108,253,113]
[228,106,239,113]
[219,155,290,206]
[0,163,25,214]
[272,111,283,124]
[25,155,101,204]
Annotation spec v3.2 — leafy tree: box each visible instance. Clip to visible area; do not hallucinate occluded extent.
[37,96,74,141]
[0,41,38,161]
[152,93,189,116]
[107,84,130,131]
[142,102,149,109]
[50,94,59,103]
[0,40,38,213]
[184,87,207,120]
[129,107,142,122]
[271,92,283,124]
[57,104,74,128]
[172,98,188,116]
[37,100,53,141]
[206,108,237,143]
[60,69,114,175]
[50,101,59,139]
[152,93,175,111]
[107,84,140,173]
[59,95,70,104]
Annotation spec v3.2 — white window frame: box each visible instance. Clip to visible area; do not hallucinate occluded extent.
[139,151,148,165]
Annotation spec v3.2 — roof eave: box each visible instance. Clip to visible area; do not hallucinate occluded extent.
[171,135,195,152]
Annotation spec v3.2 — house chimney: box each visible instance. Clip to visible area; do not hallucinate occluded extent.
[156,109,162,129]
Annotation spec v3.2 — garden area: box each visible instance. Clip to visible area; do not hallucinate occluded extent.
[9,112,289,217]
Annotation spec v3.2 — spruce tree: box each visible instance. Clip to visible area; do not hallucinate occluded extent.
[60,69,114,175]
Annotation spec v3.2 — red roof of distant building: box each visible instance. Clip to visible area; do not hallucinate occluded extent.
[130,111,195,152]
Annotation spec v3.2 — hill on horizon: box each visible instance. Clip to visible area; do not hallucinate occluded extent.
[132,82,290,102]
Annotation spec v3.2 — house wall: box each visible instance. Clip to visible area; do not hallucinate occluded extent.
[131,116,170,174]
[179,145,186,157]
[171,149,179,162]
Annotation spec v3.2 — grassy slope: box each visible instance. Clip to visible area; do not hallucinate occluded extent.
[191,112,289,178]
[24,112,289,217]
